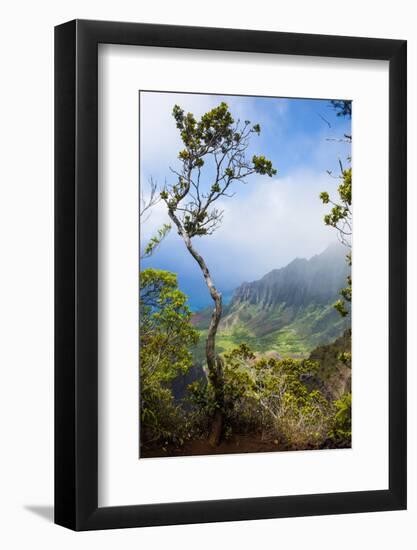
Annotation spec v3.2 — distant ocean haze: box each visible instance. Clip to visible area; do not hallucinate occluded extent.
[142,242,346,314]
[188,288,234,312]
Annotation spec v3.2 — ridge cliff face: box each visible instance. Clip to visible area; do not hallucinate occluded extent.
[231,243,349,310]
[192,243,351,358]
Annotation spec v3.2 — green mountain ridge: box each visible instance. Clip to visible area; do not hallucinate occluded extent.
[192,243,350,360]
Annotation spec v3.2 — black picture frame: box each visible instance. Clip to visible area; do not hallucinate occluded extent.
[55,19,407,531]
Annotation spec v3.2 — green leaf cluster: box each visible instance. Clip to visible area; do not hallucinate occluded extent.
[172,102,235,163]
[162,102,277,239]
[330,100,352,118]
[252,155,277,177]
[322,169,352,230]
[320,161,352,318]
[328,392,351,446]
[140,268,199,446]
[142,223,171,258]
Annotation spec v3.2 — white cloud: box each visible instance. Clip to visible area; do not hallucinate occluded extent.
[196,168,340,285]
[140,168,340,291]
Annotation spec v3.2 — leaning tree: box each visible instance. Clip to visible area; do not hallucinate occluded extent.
[160,102,276,445]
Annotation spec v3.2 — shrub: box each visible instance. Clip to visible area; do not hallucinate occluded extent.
[193,344,335,449]
[140,268,199,448]
[328,392,352,447]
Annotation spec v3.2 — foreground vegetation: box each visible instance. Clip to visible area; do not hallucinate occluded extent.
[140,267,351,457]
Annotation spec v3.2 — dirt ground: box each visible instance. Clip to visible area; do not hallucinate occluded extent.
[141,434,287,458]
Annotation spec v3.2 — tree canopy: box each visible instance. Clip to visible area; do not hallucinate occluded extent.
[140,268,198,445]
[161,101,276,238]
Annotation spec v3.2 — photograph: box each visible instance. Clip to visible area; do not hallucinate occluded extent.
[0,0,409,542]
[139,91,352,458]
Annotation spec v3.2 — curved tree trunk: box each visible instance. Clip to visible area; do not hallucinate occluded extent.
[168,211,224,446]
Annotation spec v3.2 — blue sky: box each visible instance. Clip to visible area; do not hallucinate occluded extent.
[140,91,351,311]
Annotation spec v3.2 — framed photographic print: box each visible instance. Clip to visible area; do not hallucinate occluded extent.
[55,20,407,530]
